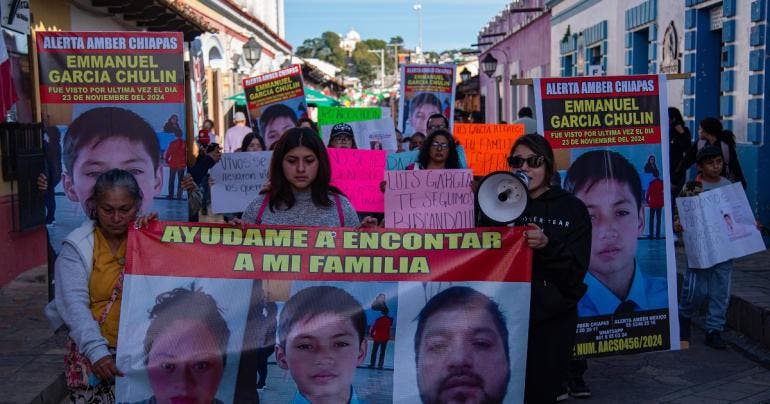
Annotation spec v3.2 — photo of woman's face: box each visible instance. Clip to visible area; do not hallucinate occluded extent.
[146,319,225,404]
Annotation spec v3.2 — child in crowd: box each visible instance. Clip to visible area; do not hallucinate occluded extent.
[646,168,664,239]
[677,145,737,349]
[276,286,368,404]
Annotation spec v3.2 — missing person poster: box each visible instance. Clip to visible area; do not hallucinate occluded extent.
[398,64,456,137]
[116,221,532,404]
[534,74,679,357]
[36,31,186,237]
[243,65,307,149]
[676,182,766,268]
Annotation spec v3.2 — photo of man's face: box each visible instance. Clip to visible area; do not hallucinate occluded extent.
[63,136,162,213]
[416,305,509,404]
[574,179,644,282]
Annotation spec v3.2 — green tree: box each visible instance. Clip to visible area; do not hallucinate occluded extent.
[389,36,404,45]
[351,41,378,85]
[295,31,346,68]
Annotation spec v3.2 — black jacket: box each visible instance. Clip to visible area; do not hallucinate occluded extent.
[514,187,592,323]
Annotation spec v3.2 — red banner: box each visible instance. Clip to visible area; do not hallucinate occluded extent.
[36,31,185,104]
[537,75,662,148]
[128,221,532,283]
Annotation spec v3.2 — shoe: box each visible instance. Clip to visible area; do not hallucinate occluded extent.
[679,316,691,342]
[257,384,266,391]
[705,330,727,350]
[556,385,569,402]
[568,376,591,398]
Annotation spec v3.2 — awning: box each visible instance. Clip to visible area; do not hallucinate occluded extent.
[225,87,339,107]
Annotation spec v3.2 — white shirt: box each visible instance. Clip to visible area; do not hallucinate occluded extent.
[223,125,252,152]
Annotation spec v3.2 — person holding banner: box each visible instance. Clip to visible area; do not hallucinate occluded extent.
[504,134,591,404]
[425,113,449,135]
[240,126,375,228]
[408,130,461,170]
[409,132,426,151]
[45,169,151,402]
[240,132,267,152]
[224,112,252,153]
[673,117,746,189]
[327,123,358,149]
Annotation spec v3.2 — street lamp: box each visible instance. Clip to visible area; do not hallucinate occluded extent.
[243,37,262,66]
[460,67,471,83]
[481,53,498,77]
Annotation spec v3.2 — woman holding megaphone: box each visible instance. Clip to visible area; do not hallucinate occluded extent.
[506,134,592,404]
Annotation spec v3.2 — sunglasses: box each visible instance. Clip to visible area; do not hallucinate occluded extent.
[507,155,545,169]
[428,124,447,131]
[430,142,450,150]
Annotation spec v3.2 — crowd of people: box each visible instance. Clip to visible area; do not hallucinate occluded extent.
[38,100,753,404]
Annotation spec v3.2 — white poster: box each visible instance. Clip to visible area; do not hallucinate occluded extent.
[210,151,272,214]
[676,182,766,268]
[321,117,398,151]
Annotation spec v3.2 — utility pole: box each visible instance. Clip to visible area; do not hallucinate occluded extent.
[368,49,385,88]
[388,43,400,82]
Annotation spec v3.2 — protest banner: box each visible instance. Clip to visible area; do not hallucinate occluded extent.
[209,151,272,214]
[321,117,398,150]
[243,64,306,148]
[398,64,456,136]
[316,106,381,127]
[386,150,419,170]
[384,169,474,229]
[454,123,525,176]
[534,74,678,357]
[116,221,532,403]
[36,31,186,234]
[328,148,387,212]
[676,182,766,269]
[385,148,469,171]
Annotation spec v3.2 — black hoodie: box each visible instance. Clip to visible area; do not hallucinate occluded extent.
[514,187,592,323]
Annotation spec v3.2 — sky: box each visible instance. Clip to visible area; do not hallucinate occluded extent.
[284,0,510,53]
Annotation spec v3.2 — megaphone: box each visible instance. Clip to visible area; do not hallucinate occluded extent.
[476,170,530,225]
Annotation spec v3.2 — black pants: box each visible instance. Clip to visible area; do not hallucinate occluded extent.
[525,307,578,404]
[370,341,387,368]
[649,207,662,238]
[256,346,274,388]
[44,187,56,224]
[167,168,185,198]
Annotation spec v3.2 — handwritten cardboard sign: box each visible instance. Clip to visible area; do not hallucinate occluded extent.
[676,182,766,268]
[453,123,525,176]
[210,151,272,213]
[384,169,475,229]
[328,148,387,212]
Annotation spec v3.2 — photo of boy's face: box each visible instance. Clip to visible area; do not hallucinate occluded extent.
[264,116,296,149]
[574,179,644,282]
[63,136,162,213]
[146,319,225,404]
[276,312,367,402]
[698,156,724,180]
